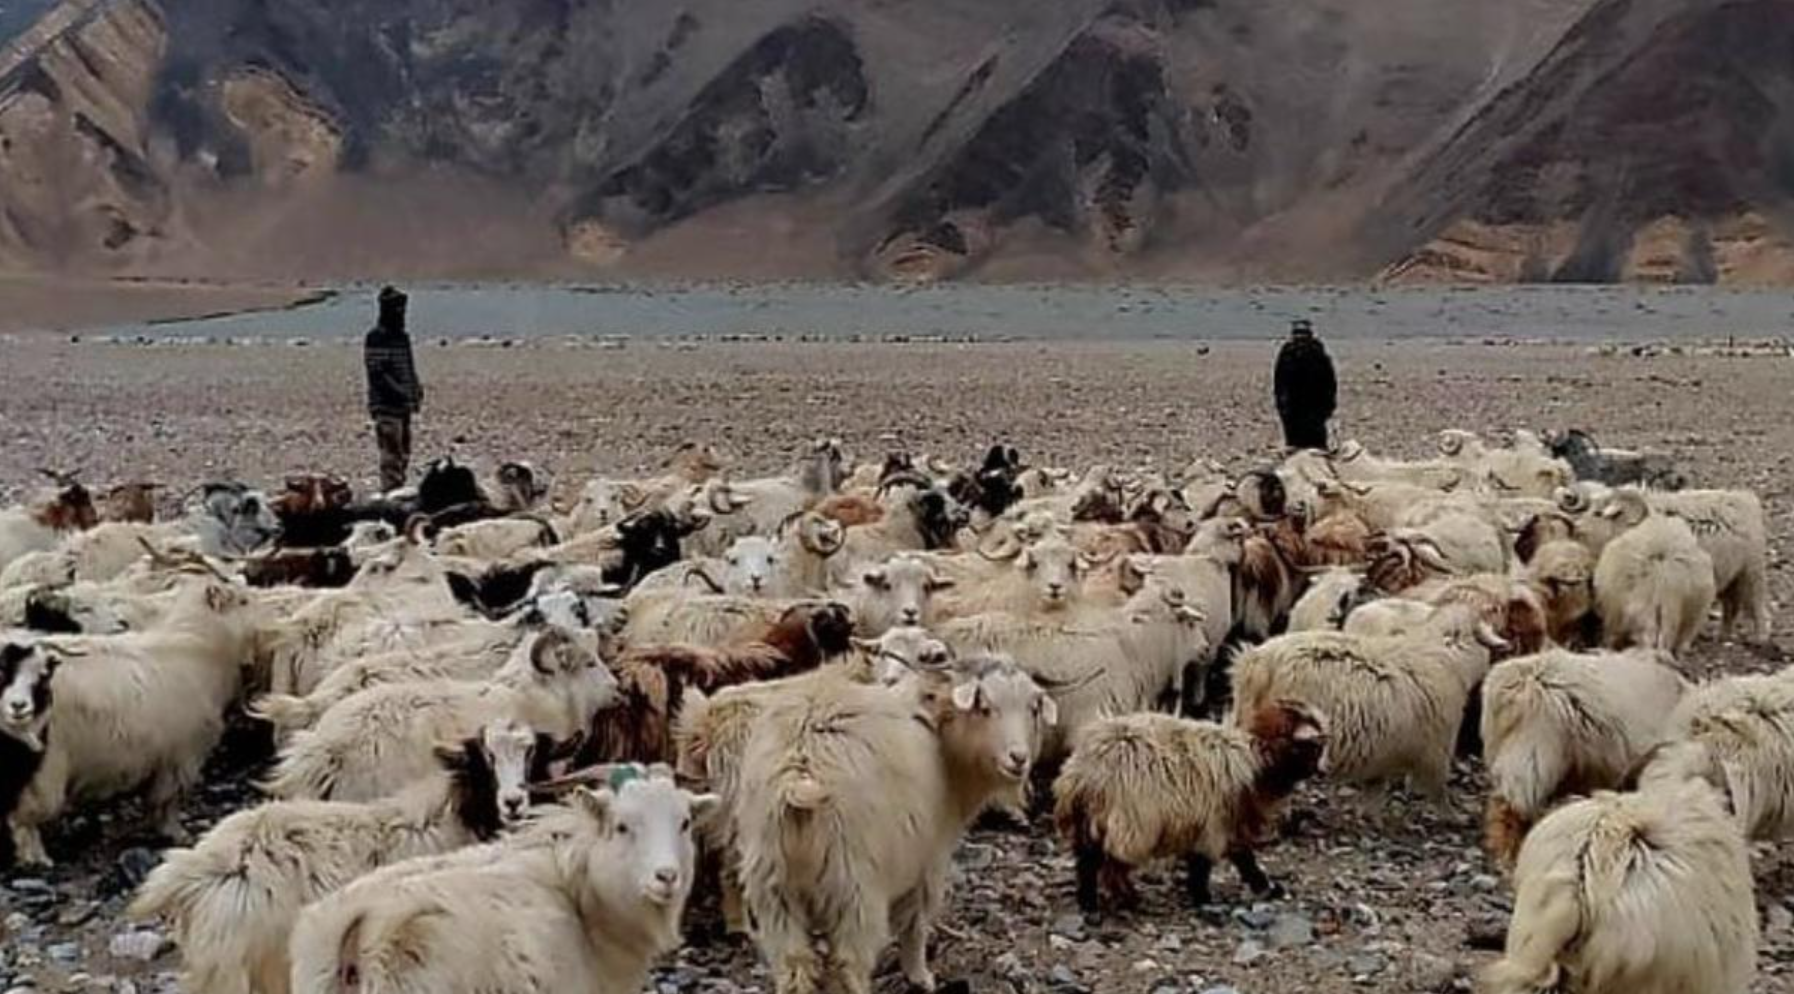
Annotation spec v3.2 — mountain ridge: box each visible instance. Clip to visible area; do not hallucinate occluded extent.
[3,0,1793,284]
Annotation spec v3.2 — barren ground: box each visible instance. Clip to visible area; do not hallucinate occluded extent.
[0,336,1790,994]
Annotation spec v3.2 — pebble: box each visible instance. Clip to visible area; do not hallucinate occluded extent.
[56,903,100,928]
[1048,964,1078,988]
[1200,987,1241,994]
[1347,952,1388,979]
[1234,906,1276,930]
[7,880,52,896]
[1132,958,1161,974]
[993,952,1024,979]
[1266,914,1315,949]
[1411,952,1459,990]
[47,944,80,964]
[1469,874,1499,892]
[108,931,166,963]
[1233,939,1267,965]
[1768,905,1794,936]
[1150,984,1182,994]
[1049,914,1088,941]
[113,849,161,892]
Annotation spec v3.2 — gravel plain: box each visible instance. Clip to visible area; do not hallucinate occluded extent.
[0,333,1790,994]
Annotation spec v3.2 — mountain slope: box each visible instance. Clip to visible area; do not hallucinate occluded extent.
[2,0,1793,283]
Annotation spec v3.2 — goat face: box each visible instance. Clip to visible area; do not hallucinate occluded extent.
[495,462,548,512]
[1236,471,1288,521]
[798,601,855,657]
[275,474,352,517]
[199,483,282,555]
[1019,537,1083,610]
[480,720,538,828]
[857,627,953,685]
[35,484,98,532]
[613,511,687,585]
[723,536,781,596]
[0,643,56,748]
[524,629,619,724]
[933,658,1055,786]
[912,488,969,550]
[857,555,953,631]
[418,458,484,513]
[573,772,715,908]
[800,438,849,495]
[100,482,160,524]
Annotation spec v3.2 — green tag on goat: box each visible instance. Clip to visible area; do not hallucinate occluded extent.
[607,764,645,791]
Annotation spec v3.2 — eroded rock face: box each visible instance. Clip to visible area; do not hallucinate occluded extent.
[3,0,1794,282]
[0,0,170,268]
[1373,0,1794,286]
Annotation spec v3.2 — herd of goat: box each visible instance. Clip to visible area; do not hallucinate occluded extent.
[0,425,1780,994]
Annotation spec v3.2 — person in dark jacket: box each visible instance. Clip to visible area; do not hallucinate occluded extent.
[1273,319,1337,451]
[365,287,424,492]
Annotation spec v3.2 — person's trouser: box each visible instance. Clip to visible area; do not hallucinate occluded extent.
[374,413,412,493]
[1280,413,1330,451]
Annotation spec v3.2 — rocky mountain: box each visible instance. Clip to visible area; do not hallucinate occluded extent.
[3,0,1793,283]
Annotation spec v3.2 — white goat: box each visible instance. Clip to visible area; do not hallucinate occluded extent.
[128,721,539,994]
[289,771,715,994]
[263,629,616,801]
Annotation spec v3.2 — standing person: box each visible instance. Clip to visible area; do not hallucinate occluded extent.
[1273,318,1336,451]
[365,286,424,492]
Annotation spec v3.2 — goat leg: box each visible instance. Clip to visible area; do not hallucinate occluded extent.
[1073,841,1104,915]
[1229,849,1284,899]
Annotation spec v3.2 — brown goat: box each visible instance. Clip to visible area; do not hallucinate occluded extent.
[580,602,855,763]
[272,474,353,519]
[98,483,160,524]
[814,493,885,528]
[1237,528,1300,639]
[1303,510,1373,566]
[32,483,98,533]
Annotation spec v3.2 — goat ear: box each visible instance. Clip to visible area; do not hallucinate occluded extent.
[862,569,888,589]
[434,740,477,774]
[204,584,234,614]
[926,575,956,592]
[1038,695,1059,727]
[688,793,720,823]
[446,573,482,609]
[951,680,980,712]
[548,730,587,763]
[1292,720,1324,743]
[571,786,614,827]
[529,631,566,677]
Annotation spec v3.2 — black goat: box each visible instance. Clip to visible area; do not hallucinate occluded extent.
[602,510,701,591]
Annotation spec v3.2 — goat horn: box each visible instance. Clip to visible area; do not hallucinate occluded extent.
[1412,538,1453,572]
[876,471,933,496]
[1079,548,1121,569]
[403,515,433,545]
[1556,487,1591,514]
[135,535,182,567]
[683,565,726,594]
[976,532,1023,562]
[800,518,845,557]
